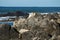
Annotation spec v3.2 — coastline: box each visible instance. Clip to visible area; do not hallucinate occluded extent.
[0,12,60,40]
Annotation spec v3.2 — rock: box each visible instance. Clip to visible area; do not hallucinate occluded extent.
[19,31,33,40]
[0,24,11,40]
[10,27,19,40]
[28,12,36,19]
[13,13,60,40]
[19,29,29,34]
[57,35,60,40]
[0,24,19,40]
[57,19,60,23]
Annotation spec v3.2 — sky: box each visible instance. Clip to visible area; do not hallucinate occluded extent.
[0,0,60,7]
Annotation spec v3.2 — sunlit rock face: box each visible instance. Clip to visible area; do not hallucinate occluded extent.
[19,29,29,34]
[13,12,60,40]
[28,12,36,18]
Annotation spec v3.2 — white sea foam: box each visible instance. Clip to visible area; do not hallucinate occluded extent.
[0,16,16,20]
[0,17,9,20]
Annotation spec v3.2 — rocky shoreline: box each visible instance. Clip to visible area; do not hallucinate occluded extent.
[0,12,60,40]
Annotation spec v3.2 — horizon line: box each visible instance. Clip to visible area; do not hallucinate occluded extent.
[0,6,60,7]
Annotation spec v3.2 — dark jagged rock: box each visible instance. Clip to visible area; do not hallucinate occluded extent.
[0,24,11,40]
[10,27,19,40]
[0,24,19,40]
[0,11,29,17]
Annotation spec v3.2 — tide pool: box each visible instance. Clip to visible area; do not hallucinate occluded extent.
[0,22,13,26]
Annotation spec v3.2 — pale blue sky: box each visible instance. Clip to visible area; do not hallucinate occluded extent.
[0,0,60,7]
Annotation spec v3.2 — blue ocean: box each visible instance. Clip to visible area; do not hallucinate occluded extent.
[0,7,60,26]
[0,22,13,26]
[0,7,60,13]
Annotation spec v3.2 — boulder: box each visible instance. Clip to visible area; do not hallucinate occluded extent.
[0,24,11,40]
[13,13,60,40]
[0,24,19,40]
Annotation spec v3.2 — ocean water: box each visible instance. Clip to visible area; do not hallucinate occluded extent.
[0,7,60,26]
[0,7,60,13]
[0,22,13,26]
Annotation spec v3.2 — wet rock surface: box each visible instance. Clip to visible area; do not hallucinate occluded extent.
[0,12,60,40]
